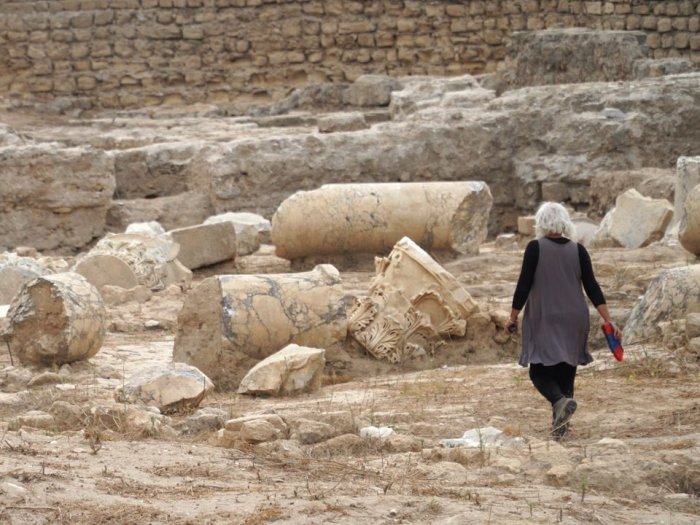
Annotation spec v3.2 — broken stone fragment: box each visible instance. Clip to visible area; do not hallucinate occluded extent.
[317,112,369,133]
[607,189,673,248]
[125,221,166,238]
[343,74,402,107]
[5,272,106,366]
[114,362,214,414]
[204,212,262,255]
[166,221,237,270]
[0,254,49,304]
[271,181,492,260]
[624,265,700,345]
[173,264,346,389]
[348,237,478,363]
[237,344,325,396]
[86,232,191,290]
[517,215,535,236]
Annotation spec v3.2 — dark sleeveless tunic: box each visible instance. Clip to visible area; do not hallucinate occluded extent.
[519,238,593,367]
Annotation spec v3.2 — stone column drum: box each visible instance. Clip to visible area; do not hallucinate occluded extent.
[271,181,493,260]
[173,265,346,389]
[5,273,106,366]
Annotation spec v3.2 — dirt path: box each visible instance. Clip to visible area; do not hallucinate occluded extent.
[1,243,699,524]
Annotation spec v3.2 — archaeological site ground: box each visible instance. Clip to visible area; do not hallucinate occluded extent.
[1,1,699,524]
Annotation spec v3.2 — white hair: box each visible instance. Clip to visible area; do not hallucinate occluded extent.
[534,202,576,239]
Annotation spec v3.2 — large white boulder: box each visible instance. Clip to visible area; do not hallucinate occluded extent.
[607,189,673,248]
[115,363,214,414]
[237,344,325,396]
[624,265,700,345]
[343,74,401,107]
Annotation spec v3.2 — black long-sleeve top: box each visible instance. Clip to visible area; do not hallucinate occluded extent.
[512,238,606,310]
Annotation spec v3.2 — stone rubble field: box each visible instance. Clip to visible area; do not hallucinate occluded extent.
[1,29,700,524]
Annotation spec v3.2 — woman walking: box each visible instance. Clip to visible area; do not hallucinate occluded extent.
[505,202,621,439]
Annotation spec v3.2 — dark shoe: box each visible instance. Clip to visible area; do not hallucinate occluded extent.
[552,397,577,432]
[551,422,569,441]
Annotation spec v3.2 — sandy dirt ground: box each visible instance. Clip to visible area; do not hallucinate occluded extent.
[1,242,699,525]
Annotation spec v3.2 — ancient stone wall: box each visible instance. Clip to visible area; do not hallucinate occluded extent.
[1,1,699,110]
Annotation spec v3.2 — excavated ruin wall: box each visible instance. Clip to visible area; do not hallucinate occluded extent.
[1,0,699,110]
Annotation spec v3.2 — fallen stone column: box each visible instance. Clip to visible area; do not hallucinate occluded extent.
[84,233,191,290]
[271,182,492,260]
[5,273,106,366]
[173,264,346,389]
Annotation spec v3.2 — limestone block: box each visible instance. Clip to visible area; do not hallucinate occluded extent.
[272,182,492,260]
[107,191,213,232]
[173,265,346,389]
[87,233,191,290]
[0,254,49,304]
[204,212,261,255]
[634,58,695,78]
[343,74,401,106]
[674,156,700,227]
[237,344,325,396]
[114,362,214,413]
[166,222,237,270]
[112,142,202,200]
[608,189,673,248]
[624,265,700,345]
[348,237,478,363]
[497,28,647,89]
[0,144,115,251]
[73,254,139,290]
[317,112,369,133]
[679,184,700,255]
[5,273,106,366]
[517,215,535,236]
[125,221,166,238]
[389,75,485,117]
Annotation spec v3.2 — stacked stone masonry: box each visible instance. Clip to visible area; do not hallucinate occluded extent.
[1,0,700,109]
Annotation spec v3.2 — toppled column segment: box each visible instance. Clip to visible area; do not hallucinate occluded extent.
[271,181,492,260]
[173,265,346,389]
[5,273,106,366]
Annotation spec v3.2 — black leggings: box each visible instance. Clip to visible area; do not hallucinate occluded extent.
[528,363,577,406]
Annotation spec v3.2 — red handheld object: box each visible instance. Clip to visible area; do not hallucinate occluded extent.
[601,322,624,361]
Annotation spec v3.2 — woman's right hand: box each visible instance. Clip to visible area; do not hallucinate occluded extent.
[504,319,518,335]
